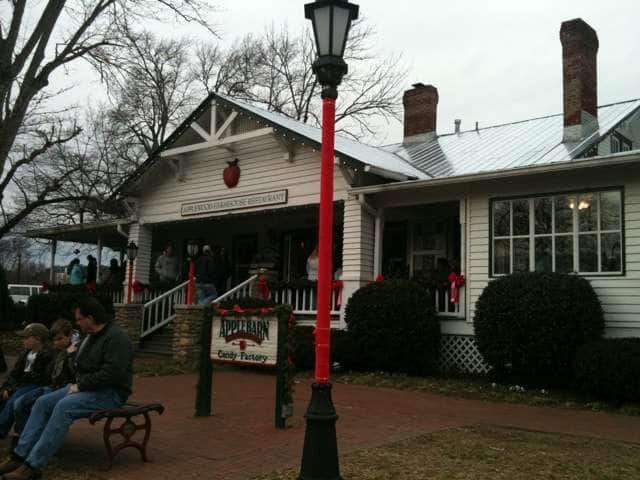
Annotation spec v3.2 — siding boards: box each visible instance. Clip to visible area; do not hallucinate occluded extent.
[466,175,640,336]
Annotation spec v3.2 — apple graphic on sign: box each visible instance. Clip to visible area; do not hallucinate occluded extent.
[239,340,247,351]
[223,159,240,188]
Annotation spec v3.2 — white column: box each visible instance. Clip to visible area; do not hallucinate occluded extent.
[373,211,384,277]
[49,240,57,284]
[96,236,103,283]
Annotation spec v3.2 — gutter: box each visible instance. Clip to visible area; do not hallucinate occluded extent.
[349,150,640,195]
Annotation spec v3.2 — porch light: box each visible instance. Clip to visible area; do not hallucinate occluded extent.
[305,0,359,98]
[187,240,199,258]
[126,242,138,262]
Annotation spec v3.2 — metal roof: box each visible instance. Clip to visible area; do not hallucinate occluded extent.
[215,94,428,180]
[383,99,640,178]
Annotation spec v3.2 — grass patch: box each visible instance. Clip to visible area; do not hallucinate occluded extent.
[252,426,640,480]
[326,371,640,416]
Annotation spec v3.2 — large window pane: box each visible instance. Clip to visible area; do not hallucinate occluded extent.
[579,234,598,272]
[493,201,510,237]
[494,239,511,275]
[601,232,622,272]
[513,238,530,272]
[534,237,552,272]
[600,191,621,231]
[555,236,574,273]
[555,196,574,233]
[578,194,598,232]
[513,199,529,236]
[534,198,552,234]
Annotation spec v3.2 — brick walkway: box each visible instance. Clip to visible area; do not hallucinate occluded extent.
[47,371,640,480]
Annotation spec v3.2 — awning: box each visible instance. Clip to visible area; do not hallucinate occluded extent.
[25,219,131,250]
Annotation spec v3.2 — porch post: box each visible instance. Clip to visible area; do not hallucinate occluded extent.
[459,197,468,320]
[373,211,384,277]
[96,236,103,283]
[124,223,153,300]
[49,240,57,284]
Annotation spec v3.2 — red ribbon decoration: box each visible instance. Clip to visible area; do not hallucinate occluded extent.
[332,280,344,308]
[132,280,145,294]
[448,272,466,305]
[375,274,385,283]
[232,304,244,314]
[257,276,270,301]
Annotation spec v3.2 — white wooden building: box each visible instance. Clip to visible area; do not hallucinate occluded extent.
[28,18,640,372]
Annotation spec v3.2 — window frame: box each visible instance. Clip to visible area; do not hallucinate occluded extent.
[611,132,633,153]
[489,187,625,278]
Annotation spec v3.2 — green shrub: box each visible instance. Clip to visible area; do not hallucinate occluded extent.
[344,279,440,375]
[27,287,114,327]
[574,338,640,404]
[292,326,349,371]
[474,272,604,385]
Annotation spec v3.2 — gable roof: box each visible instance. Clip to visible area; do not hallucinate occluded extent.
[383,99,640,178]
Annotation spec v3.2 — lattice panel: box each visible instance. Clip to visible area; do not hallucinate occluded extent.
[439,335,489,374]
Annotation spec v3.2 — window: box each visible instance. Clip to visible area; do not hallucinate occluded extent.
[611,132,633,153]
[491,189,623,275]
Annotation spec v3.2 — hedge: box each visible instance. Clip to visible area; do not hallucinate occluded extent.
[344,279,440,375]
[27,286,114,327]
[292,326,349,371]
[474,272,604,385]
[574,338,640,404]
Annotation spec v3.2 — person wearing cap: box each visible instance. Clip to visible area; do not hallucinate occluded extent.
[195,244,217,305]
[0,324,53,440]
[0,298,133,480]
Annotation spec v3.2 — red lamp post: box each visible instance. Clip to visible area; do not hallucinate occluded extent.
[300,2,359,479]
[186,240,199,305]
[125,241,138,304]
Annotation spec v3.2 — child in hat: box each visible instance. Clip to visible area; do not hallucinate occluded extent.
[0,324,53,438]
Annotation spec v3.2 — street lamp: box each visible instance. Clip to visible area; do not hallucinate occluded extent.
[125,241,138,304]
[300,2,359,480]
[186,240,199,305]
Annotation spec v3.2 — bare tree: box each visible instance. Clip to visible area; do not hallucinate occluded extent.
[0,0,218,239]
[194,21,408,141]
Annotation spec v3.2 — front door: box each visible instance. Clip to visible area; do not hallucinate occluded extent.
[232,234,258,284]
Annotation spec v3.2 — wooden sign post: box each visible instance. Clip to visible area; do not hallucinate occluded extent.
[195,305,295,429]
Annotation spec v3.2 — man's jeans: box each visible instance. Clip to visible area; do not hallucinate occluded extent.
[0,385,40,438]
[13,387,52,436]
[15,386,123,469]
[197,283,218,305]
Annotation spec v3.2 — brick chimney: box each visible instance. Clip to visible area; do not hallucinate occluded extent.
[403,83,438,143]
[560,18,599,142]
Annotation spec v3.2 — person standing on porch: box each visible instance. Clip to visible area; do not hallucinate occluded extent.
[306,246,319,281]
[155,244,179,286]
[196,245,217,305]
[0,298,133,480]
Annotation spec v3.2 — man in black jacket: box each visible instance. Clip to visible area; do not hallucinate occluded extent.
[0,298,133,480]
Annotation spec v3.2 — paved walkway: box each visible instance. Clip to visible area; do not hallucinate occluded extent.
[49,371,640,480]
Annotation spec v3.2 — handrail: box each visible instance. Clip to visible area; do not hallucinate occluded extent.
[211,274,258,304]
[140,280,189,339]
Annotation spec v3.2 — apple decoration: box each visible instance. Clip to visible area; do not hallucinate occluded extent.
[223,158,241,188]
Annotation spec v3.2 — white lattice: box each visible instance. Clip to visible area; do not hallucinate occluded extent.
[439,335,489,374]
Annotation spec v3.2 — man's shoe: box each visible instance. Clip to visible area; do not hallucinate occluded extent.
[0,455,22,475]
[2,464,41,480]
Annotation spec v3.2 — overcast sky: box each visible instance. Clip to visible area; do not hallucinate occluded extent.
[55,0,640,145]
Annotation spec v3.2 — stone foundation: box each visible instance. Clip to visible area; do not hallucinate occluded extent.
[173,305,209,366]
[114,303,144,349]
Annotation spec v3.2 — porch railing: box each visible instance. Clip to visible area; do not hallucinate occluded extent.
[270,285,340,317]
[213,274,258,304]
[140,280,189,339]
[431,285,465,318]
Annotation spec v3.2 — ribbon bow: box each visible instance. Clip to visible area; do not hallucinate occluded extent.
[257,276,270,301]
[447,272,465,305]
[332,280,344,308]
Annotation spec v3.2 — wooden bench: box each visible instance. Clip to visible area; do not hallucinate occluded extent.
[88,402,165,467]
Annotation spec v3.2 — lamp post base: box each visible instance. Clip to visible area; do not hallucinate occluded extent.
[298,382,341,480]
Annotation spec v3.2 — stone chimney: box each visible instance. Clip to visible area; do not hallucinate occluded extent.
[403,83,438,143]
[560,18,599,142]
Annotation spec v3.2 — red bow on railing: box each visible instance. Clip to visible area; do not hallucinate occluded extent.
[257,276,270,301]
[448,272,465,305]
[332,280,344,308]
[232,304,244,314]
[375,274,385,283]
[132,280,145,294]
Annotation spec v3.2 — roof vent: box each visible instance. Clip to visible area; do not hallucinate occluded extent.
[454,119,461,134]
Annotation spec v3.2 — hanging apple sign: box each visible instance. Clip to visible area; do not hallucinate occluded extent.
[223,159,241,188]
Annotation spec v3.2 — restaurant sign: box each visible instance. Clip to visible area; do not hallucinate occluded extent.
[181,189,288,217]
[210,315,278,366]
